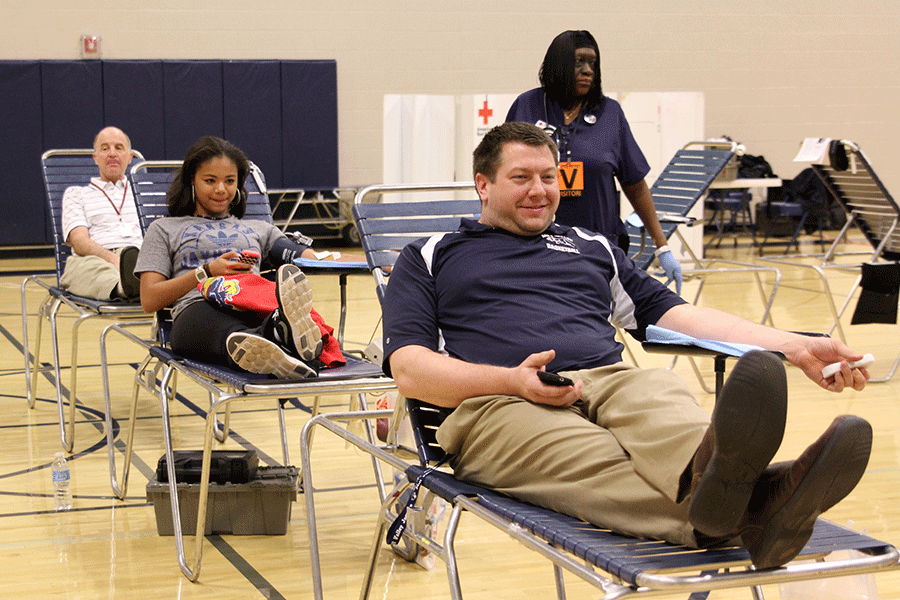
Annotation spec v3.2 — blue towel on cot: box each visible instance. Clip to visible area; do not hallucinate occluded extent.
[294,258,369,270]
[645,325,763,358]
[625,212,644,228]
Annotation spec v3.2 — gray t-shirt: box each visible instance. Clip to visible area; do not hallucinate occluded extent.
[135,215,284,319]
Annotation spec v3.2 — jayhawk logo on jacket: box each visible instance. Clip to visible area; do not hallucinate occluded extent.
[200,276,245,311]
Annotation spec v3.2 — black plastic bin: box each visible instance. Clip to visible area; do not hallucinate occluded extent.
[147,465,298,536]
[155,449,258,484]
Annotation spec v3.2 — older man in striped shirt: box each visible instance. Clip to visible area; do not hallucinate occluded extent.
[60,126,142,300]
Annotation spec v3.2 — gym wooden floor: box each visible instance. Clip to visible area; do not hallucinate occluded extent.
[3,233,899,599]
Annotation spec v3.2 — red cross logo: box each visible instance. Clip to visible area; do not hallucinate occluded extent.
[478,100,493,125]
[83,36,99,54]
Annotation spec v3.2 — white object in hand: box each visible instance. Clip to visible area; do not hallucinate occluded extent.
[821,353,875,378]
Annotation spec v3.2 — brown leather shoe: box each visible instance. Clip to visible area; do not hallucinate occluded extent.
[739,415,872,569]
[688,350,787,537]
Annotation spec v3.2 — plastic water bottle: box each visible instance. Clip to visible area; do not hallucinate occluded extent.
[52,452,72,511]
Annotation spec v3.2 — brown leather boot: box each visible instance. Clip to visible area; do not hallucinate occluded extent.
[687,350,788,538]
[738,415,873,569]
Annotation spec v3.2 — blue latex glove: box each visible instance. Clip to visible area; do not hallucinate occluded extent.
[657,249,683,295]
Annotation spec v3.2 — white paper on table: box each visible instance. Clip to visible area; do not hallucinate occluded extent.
[793,137,831,163]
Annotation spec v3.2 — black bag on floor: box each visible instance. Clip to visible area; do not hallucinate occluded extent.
[156,449,259,484]
[851,263,900,325]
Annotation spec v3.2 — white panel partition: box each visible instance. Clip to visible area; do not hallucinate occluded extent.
[383,94,457,202]
[383,91,704,258]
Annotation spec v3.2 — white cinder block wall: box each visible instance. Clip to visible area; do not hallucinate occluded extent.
[3,0,898,193]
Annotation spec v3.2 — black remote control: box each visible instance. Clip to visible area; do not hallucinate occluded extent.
[537,371,574,387]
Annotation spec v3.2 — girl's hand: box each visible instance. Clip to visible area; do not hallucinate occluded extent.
[209,250,253,275]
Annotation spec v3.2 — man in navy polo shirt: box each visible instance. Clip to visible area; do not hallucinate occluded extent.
[382,121,872,569]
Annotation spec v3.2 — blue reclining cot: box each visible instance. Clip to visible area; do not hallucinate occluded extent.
[625,141,780,328]
[761,140,900,382]
[98,160,394,582]
[298,182,898,600]
[22,149,150,452]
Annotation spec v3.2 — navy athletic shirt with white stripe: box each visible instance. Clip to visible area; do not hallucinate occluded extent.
[382,218,686,376]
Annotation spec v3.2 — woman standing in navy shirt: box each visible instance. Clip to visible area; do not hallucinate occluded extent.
[506,30,681,291]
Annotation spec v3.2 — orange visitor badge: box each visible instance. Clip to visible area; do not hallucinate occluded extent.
[558,161,584,196]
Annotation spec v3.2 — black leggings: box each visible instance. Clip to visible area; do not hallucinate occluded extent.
[170,300,266,368]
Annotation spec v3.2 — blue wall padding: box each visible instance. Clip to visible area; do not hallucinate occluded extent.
[103,60,167,161]
[163,60,225,160]
[0,62,47,244]
[281,60,339,190]
[0,59,339,245]
[224,60,284,188]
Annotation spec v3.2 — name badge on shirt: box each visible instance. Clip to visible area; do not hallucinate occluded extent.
[121,222,135,237]
[558,161,584,198]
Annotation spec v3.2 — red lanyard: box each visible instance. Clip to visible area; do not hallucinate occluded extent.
[91,181,129,219]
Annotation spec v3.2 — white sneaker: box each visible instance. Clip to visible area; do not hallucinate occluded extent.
[273,264,323,361]
[226,332,316,379]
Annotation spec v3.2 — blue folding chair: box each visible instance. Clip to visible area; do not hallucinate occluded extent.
[98,160,395,582]
[21,149,150,452]
[298,182,898,600]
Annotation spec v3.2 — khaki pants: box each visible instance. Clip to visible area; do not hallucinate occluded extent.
[436,363,710,546]
[59,249,126,300]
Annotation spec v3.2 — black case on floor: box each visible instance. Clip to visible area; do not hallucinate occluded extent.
[156,449,259,484]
